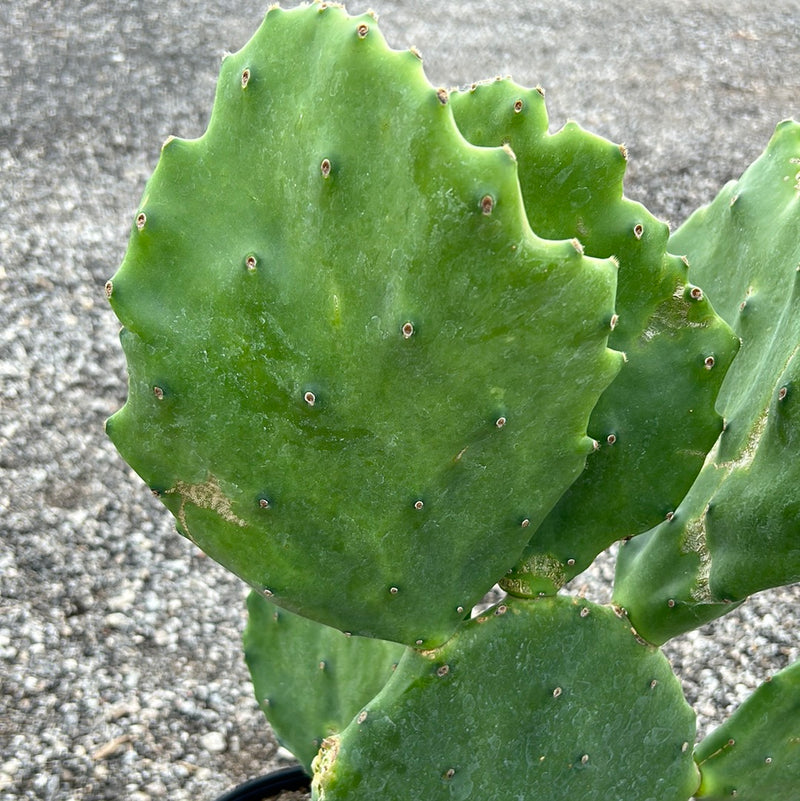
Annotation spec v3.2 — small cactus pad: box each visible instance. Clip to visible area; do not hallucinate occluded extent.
[451,79,738,594]
[244,590,405,771]
[312,595,699,801]
[613,121,800,644]
[105,3,621,646]
[694,659,800,800]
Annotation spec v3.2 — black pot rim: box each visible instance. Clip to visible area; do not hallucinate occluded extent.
[215,765,310,801]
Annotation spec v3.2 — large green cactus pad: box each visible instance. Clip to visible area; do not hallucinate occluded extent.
[450,80,737,594]
[614,120,800,644]
[694,660,800,800]
[312,595,699,801]
[105,3,621,646]
[244,591,405,771]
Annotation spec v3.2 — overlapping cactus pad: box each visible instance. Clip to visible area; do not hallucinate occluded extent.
[614,120,800,644]
[312,595,699,801]
[244,591,405,771]
[451,80,738,593]
[694,659,800,800]
[105,2,622,647]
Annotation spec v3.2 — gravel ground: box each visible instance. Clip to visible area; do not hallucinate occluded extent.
[1,1,798,799]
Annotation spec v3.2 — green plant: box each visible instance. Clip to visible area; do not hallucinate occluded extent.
[105,3,800,799]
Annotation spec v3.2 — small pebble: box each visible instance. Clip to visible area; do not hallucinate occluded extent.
[200,732,227,754]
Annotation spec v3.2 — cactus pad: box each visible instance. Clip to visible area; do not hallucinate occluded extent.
[613,120,800,644]
[105,3,621,646]
[244,591,405,771]
[312,595,699,801]
[451,79,738,594]
[694,659,800,800]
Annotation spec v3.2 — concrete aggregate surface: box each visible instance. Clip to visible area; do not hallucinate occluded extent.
[1,1,798,799]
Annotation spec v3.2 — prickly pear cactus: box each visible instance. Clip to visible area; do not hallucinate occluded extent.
[105,2,621,647]
[312,595,699,801]
[450,79,738,594]
[244,591,405,771]
[694,659,800,800]
[613,120,800,644]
